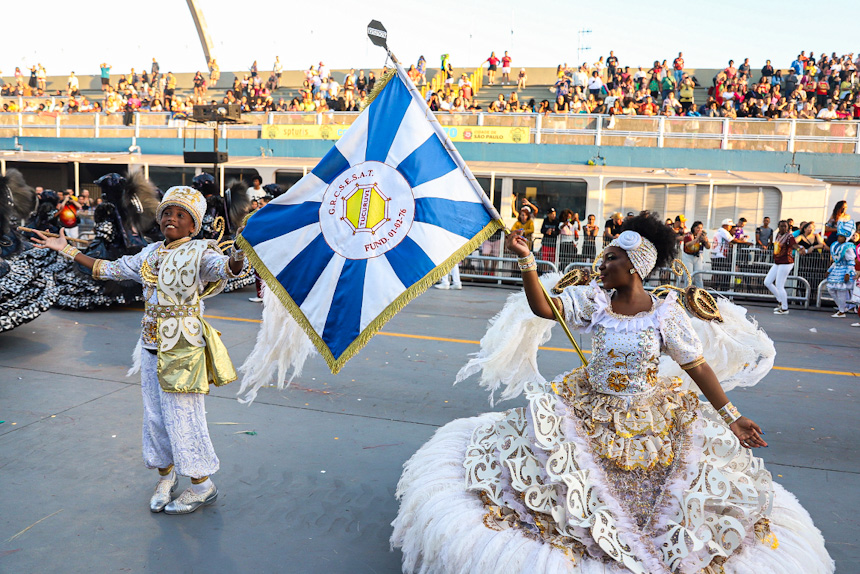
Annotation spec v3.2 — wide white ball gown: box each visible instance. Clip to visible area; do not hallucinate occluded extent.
[391,280,834,574]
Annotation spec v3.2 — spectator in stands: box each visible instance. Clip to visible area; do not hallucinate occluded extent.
[682,221,710,288]
[588,71,604,99]
[672,52,685,89]
[485,52,500,86]
[67,72,80,97]
[100,63,111,92]
[417,56,427,86]
[36,64,46,92]
[755,217,773,249]
[208,58,220,87]
[765,220,802,315]
[679,76,695,113]
[501,51,512,85]
[518,68,527,90]
[193,71,206,101]
[817,101,838,120]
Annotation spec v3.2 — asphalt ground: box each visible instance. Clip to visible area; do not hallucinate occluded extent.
[1,284,858,573]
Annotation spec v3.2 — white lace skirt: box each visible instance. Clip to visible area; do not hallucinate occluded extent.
[391,399,834,574]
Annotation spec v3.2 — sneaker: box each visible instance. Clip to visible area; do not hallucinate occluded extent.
[774,308,789,315]
[434,283,450,290]
[451,284,463,290]
[831,311,846,318]
[248,296,263,302]
[851,322,860,327]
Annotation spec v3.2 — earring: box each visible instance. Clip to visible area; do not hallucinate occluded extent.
[629,268,637,274]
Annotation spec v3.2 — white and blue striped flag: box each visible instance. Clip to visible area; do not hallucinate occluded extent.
[237,61,503,375]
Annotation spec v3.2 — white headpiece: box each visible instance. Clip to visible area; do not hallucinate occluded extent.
[609,230,658,278]
[156,186,207,236]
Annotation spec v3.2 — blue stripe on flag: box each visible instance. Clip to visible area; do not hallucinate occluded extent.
[242,202,321,246]
[395,135,457,188]
[322,258,368,359]
[275,234,336,307]
[312,146,350,185]
[414,198,492,239]
[384,236,436,288]
[366,77,412,162]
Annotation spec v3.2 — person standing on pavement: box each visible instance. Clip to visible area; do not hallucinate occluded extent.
[31,186,244,515]
[681,220,710,288]
[827,222,857,318]
[764,220,803,315]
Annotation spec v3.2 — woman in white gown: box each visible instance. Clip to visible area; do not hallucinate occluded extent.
[391,213,833,574]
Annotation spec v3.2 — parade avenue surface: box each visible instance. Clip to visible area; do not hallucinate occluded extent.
[1,285,858,573]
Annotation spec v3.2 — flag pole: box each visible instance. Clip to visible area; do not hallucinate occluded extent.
[385,48,504,225]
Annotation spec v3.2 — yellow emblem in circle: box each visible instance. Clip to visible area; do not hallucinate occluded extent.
[342,184,390,235]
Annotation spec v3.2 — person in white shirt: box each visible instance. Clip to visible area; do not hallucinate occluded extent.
[273,57,283,88]
[328,78,340,99]
[711,218,745,292]
[817,102,838,120]
[318,62,330,81]
[587,71,604,97]
[247,177,266,201]
[67,72,79,96]
[573,67,588,89]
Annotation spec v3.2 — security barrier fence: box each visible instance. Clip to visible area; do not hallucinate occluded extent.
[1,111,859,153]
[462,231,841,309]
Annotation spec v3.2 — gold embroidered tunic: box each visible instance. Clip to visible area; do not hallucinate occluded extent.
[93,238,241,393]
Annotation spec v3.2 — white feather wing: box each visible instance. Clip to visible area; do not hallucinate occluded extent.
[658,297,776,392]
[455,273,560,405]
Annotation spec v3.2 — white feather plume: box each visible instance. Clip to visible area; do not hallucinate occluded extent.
[658,297,776,393]
[455,273,560,405]
[126,339,142,377]
[237,286,316,404]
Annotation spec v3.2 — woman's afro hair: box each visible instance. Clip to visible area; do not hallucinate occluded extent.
[620,211,678,270]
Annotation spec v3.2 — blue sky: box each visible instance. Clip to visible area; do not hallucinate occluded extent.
[3,0,859,76]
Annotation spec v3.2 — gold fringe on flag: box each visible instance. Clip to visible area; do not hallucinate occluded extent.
[360,69,397,111]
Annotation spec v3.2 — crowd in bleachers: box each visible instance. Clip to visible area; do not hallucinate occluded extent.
[537,51,860,120]
[2,50,860,120]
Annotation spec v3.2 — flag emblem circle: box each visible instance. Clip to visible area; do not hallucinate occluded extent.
[319,161,415,260]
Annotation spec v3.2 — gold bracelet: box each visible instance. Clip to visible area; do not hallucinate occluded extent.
[717,401,741,425]
[59,244,81,260]
[517,253,537,272]
[680,356,706,371]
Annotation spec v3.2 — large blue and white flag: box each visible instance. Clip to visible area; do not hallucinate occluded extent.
[237,61,503,376]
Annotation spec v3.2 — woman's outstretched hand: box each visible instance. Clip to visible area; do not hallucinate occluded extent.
[31,229,69,252]
[505,230,530,258]
[730,416,768,449]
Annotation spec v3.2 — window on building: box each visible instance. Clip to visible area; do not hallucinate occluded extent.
[512,179,587,218]
[603,181,687,220]
[694,185,781,229]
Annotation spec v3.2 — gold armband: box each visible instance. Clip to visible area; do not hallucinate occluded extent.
[92,259,106,279]
[680,356,706,371]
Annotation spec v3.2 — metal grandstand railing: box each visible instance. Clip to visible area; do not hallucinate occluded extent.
[1,111,859,153]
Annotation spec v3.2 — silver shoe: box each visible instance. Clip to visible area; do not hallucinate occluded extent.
[150,473,178,513]
[163,484,218,515]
